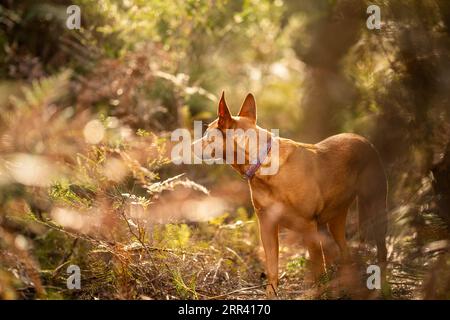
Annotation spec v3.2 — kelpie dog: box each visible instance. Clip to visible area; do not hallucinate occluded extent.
[194,92,387,297]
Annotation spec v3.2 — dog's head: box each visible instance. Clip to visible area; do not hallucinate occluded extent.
[193,92,267,165]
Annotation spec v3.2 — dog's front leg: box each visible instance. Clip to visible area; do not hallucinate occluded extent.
[258,214,279,298]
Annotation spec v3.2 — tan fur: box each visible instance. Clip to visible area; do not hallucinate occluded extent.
[196,92,388,298]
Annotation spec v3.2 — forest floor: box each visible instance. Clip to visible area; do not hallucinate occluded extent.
[3,182,440,300]
[200,237,425,300]
[2,214,432,300]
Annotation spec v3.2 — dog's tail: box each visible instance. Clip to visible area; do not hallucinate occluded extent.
[357,146,388,265]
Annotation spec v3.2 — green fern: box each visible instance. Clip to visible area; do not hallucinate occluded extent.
[9,70,72,110]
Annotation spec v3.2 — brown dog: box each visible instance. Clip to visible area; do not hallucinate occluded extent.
[194,92,387,297]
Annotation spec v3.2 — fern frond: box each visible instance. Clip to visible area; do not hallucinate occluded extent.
[9,70,72,110]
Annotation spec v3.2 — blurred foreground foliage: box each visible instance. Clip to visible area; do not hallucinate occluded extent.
[0,0,449,299]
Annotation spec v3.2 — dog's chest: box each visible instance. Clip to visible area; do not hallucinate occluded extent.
[250,179,300,209]
[249,182,275,210]
[249,178,319,220]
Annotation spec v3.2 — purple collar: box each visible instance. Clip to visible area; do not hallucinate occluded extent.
[243,138,272,180]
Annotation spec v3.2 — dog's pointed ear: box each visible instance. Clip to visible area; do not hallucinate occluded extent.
[218,91,231,127]
[238,93,257,122]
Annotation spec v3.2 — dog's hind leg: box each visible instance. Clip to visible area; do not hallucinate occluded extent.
[327,208,361,296]
[328,208,350,263]
[303,222,328,282]
[316,223,339,268]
